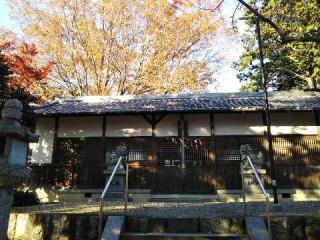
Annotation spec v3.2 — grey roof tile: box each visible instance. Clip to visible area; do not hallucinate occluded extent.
[34,91,320,115]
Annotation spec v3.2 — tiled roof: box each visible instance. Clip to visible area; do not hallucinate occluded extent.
[34,91,320,115]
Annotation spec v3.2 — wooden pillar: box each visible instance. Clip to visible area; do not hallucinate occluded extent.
[52,116,60,163]
[314,111,320,138]
[179,113,186,170]
[102,115,107,162]
[209,112,215,161]
[209,112,217,193]
[152,114,156,137]
[151,114,156,190]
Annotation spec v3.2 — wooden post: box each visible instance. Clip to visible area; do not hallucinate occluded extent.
[124,163,129,215]
[314,111,320,138]
[52,116,60,163]
[210,112,215,137]
[209,112,217,193]
[151,114,156,190]
[102,115,107,159]
[152,114,156,137]
[180,113,186,170]
[179,113,186,192]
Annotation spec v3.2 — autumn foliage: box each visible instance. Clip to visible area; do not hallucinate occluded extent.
[0,41,53,99]
[9,0,227,96]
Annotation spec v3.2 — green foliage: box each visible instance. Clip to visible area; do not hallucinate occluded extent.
[237,0,320,92]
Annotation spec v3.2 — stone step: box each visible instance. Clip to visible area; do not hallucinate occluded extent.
[120,232,246,240]
[149,194,220,202]
[124,217,245,235]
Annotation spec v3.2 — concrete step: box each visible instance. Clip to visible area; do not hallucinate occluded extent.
[149,194,220,202]
[120,232,246,240]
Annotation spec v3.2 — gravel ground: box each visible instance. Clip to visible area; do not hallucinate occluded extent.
[12,201,320,218]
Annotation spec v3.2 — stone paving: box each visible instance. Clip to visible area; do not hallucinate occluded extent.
[12,201,320,218]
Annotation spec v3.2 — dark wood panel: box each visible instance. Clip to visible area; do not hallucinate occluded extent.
[154,138,214,194]
[273,135,320,162]
[183,166,215,193]
[274,164,296,188]
[216,162,241,190]
[215,136,265,162]
[128,162,155,189]
[155,166,183,193]
[29,163,106,188]
[296,165,320,189]
[29,135,320,190]
[106,137,154,162]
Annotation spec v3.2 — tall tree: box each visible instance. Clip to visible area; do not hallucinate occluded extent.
[235,0,320,92]
[236,0,320,44]
[9,0,227,96]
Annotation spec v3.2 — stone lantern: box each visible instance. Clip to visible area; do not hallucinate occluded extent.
[104,145,128,193]
[0,99,39,240]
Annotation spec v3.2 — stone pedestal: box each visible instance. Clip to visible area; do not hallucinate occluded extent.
[103,168,126,193]
[0,189,14,240]
[243,168,267,194]
[0,99,38,240]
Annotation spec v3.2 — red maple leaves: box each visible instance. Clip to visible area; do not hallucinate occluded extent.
[0,41,53,98]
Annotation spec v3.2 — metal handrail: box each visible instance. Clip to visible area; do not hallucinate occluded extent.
[246,156,270,199]
[98,156,124,239]
[242,155,272,240]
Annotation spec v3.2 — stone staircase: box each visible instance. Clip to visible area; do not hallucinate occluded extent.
[119,217,247,240]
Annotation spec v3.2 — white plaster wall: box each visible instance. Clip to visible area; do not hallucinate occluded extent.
[185,114,211,136]
[30,117,55,164]
[155,114,179,136]
[214,113,265,135]
[106,115,152,137]
[271,112,317,135]
[58,116,103,137]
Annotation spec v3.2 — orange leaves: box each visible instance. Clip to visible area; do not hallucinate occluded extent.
[0,41,53,97]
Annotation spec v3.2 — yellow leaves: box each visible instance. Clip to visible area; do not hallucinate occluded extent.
[10,0,227,96]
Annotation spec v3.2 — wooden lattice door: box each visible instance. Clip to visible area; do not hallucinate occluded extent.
[154,139,215,194]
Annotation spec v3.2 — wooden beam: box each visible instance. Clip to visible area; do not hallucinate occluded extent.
[141,114,153,125]
[155,114,166,125]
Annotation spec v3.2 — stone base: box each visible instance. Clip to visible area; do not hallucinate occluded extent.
[242,168,266,194]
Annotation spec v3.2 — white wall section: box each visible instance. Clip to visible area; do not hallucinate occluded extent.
[30,117,55,164]
[155,114,179,136]
[58,116,103,137]
[271,112,317,135]
[214,113,265,135]
[185,114,211,136]
[106,115,152,137]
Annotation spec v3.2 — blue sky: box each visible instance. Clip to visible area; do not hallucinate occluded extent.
[0,0,16,29]
[0,0,244,93]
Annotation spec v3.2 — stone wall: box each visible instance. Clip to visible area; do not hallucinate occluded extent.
[7,214,101,240]
[272,216,320,240]
[7,213,320,240]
